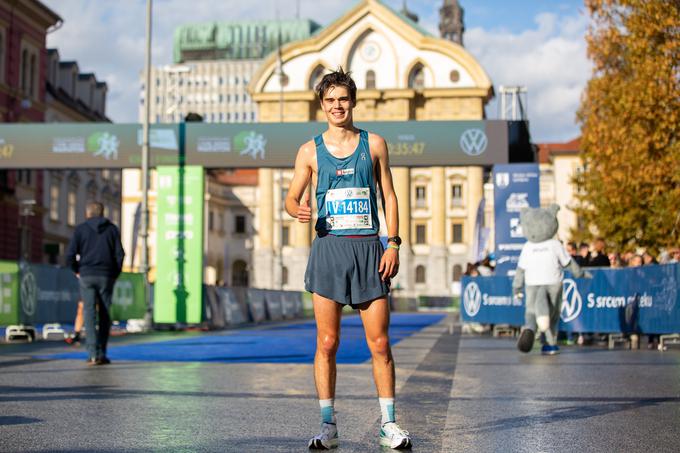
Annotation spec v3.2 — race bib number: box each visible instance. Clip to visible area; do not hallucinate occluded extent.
[325,187,372,230]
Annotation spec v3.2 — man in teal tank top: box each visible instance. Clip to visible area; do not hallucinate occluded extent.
[285,68,412,450]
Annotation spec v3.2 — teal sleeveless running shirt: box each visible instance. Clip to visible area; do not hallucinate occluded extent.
[314,129,380,236]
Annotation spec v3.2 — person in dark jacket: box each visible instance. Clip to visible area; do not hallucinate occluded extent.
[587,238,611,267]
[65,202,125,365]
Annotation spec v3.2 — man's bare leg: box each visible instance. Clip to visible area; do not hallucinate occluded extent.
[358,297,395,397]
[313,293,343,399]
[359,297,411,448]
[309,294,343,449]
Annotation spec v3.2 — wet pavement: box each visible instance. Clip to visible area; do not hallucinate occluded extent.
[1,314,679,452]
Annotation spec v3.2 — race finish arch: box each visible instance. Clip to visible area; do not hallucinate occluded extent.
[0,120,534,325]
[0,120,532,168]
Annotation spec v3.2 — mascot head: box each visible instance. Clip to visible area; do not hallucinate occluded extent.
[519,204,560,243]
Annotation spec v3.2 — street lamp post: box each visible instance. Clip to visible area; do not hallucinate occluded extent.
[276,28,287,290]
[141,0,152,326]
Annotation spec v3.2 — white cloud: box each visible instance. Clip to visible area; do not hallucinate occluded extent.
[43,1,591,142]
[466,11,591,142]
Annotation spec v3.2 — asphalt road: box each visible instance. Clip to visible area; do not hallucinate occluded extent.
[1,315,679,453]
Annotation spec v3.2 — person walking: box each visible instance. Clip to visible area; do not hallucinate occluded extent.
[285,68,411,450]
[65,202,124,365]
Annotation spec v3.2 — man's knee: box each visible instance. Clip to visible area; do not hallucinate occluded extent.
[369,335,391,358]
[317,333,339,357]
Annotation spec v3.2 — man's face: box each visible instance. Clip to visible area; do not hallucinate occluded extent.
[566,244,576,255]
[321,85,354,127]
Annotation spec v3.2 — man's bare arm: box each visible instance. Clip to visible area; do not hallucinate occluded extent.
[370,133,399,280]
[370,134,398,239]
[285,141,314,222]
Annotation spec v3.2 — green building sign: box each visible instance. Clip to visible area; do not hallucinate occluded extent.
[154,166,205,324]
[0,261,19,325]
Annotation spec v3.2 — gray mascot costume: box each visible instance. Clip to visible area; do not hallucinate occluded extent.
[512,204,584,355]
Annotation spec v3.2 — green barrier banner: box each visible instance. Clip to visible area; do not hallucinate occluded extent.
[111,273,146,321]
[0,261,19,325]
[0,121,510,168]
[154,165,204,324]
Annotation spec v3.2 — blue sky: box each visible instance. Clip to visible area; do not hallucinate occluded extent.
[43,0,591,142]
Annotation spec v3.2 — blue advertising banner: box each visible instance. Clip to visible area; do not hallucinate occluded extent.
[461,263,680,334]
[460,275,524,326]
[492,164,540,276]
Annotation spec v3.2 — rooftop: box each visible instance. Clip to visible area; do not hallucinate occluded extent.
[537,137,581,163]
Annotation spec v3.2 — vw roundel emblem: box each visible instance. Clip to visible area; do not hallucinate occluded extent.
[460,128,488,156]
[561,278,582,322]
[463,281,482,317]
[21,269,37,317]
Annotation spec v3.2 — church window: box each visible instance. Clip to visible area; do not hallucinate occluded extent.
[408,63,425,89]
[366,70,376,89]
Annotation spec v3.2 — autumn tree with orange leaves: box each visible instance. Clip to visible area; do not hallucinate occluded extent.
[574,0,679,252]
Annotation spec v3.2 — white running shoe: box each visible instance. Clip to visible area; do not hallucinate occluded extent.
[379,422,412,449]
[308,422,338,450]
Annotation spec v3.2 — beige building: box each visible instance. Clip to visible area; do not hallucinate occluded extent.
[120,168,258,288]
[248,0,492,296]
[537,138,582,241]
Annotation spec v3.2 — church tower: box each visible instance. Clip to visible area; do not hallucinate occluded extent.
[400,0,419,23]
[439,0,465,46]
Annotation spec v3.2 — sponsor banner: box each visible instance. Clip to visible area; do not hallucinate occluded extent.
[154,166,205,324]
[247,289,267,323]
[0,124,182,168]
[461,263,680,334]
[110,273,146,321]
[264,290,284,321]
[19,263,80,325]
[492,164,540,276]
[13,263,145,325]
[186,120,509,168]
[0,261,20,325]
[460,275,524,325]
[0,121,511,168]
[281,291,303,319]
[215,287,247,325]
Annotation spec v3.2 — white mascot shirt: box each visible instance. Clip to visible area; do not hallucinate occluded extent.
[517,239,572,286]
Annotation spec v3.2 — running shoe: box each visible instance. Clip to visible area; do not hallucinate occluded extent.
[380,422,412,449]
[308,422,338,450]
[541,345,560,355]
[517,328,535,353]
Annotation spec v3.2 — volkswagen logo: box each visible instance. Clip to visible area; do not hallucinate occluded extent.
[20,270,37,317]
[463,281,482,317]
[561,278,582,322]
[460,129,488,156]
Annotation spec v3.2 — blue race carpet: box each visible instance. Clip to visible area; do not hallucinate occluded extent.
[36,313,445,364]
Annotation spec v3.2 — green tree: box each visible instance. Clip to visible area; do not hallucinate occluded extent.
[574,0,680,253]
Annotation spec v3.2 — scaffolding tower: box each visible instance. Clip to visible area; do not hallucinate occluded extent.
[498,86,528,121]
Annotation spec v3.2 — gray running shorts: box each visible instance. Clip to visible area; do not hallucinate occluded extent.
[304,234,390,307]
